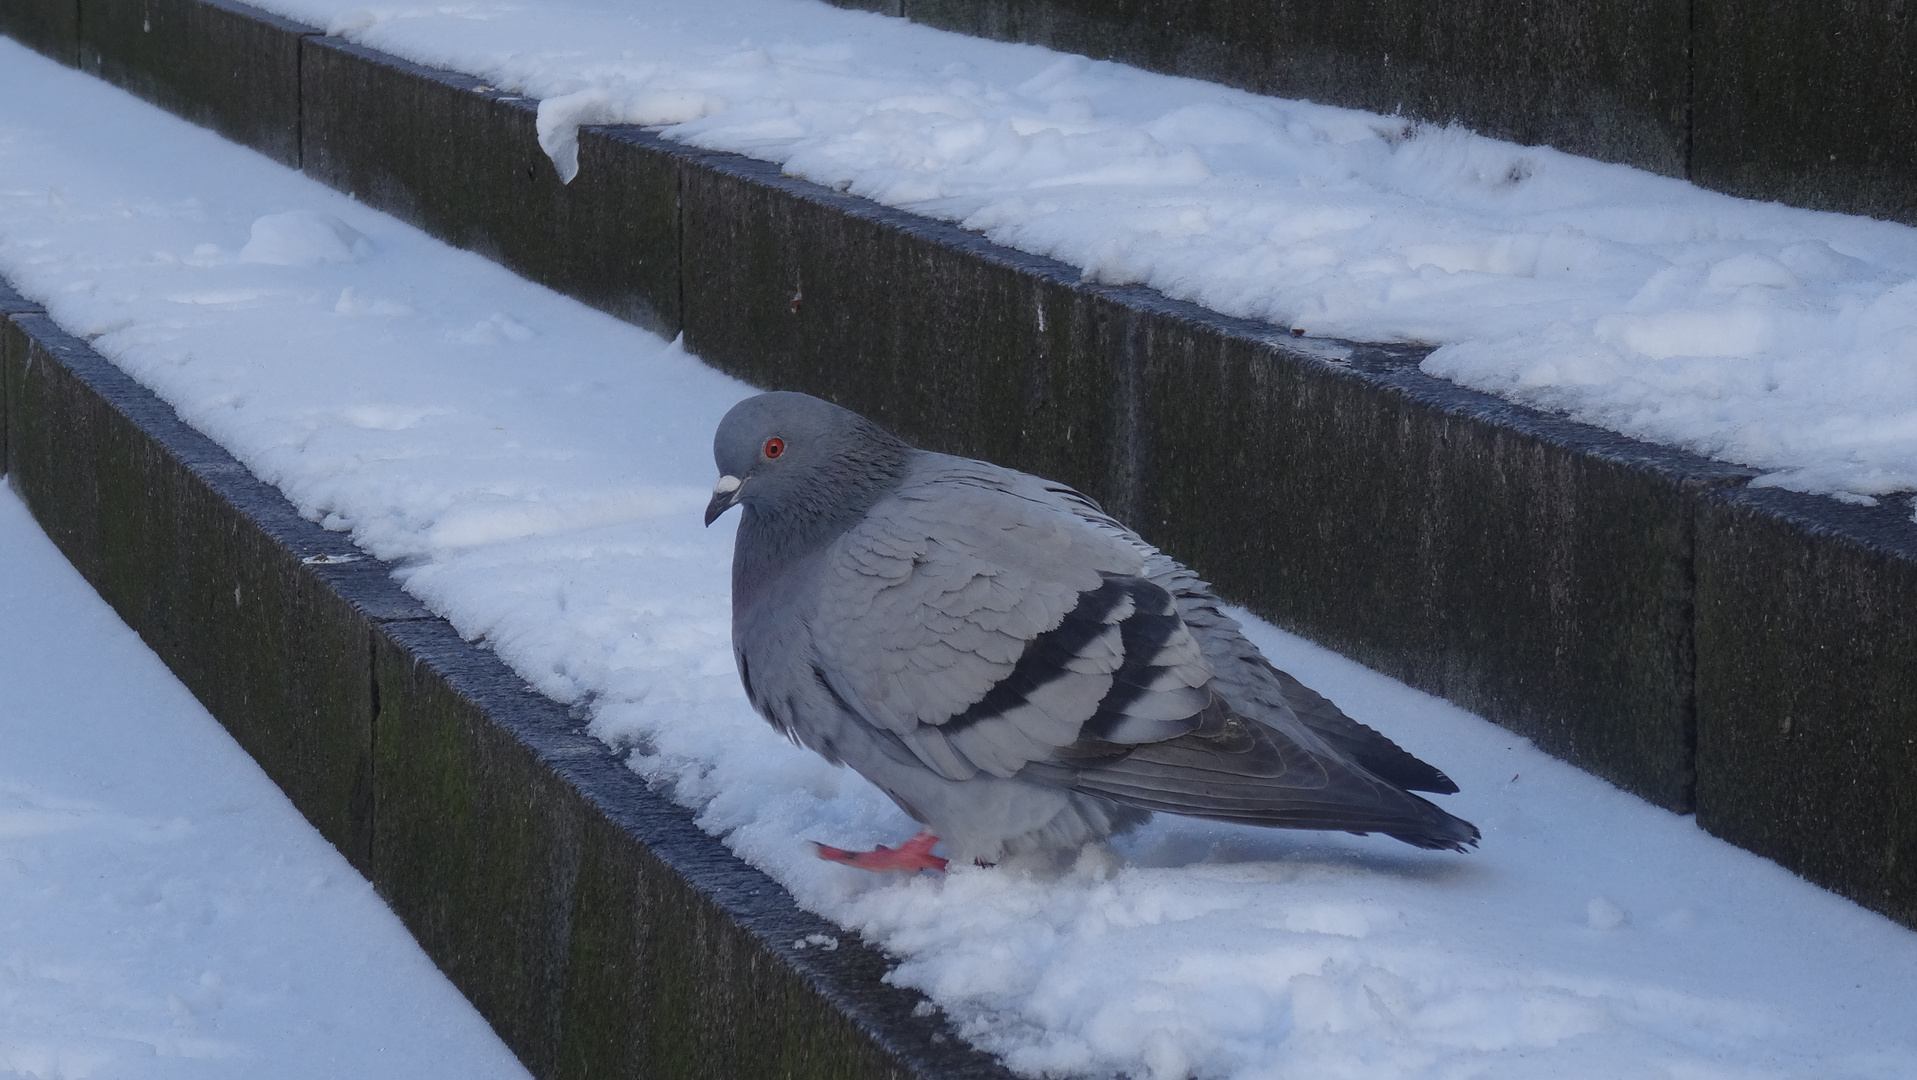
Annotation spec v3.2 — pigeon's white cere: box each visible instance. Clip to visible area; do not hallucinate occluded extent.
[1,32,1914,1080]
[713,474,743,494]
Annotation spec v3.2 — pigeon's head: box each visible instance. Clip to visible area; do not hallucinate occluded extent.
[705,391,911,528]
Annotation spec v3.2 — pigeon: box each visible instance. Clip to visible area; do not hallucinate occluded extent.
[706,391,1479,870]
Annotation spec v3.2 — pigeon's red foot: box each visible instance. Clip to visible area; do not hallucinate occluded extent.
[812,830,949,872]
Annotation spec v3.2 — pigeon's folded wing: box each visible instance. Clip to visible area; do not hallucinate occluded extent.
[810,471,1217,781]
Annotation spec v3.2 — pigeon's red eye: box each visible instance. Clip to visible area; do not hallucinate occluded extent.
[763,437,785,459]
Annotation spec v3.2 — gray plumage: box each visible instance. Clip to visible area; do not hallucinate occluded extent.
[707,391,1479,864]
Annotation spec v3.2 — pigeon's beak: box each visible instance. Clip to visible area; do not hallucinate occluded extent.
[704,475,743,526]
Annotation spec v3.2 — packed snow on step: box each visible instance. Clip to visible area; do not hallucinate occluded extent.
[0,487,532,1080]
[5,36,1917,1080]
[239,0,1917,508]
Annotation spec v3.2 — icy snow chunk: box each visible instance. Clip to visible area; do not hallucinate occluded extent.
[339,403,453,431]
[451,312,536,344]
[1277,901,1397,938]
[1587,896,1629,930]
[325,6,380,35]
[334,286,413,316]
[239,210,371,266]
[535,88,722,183]
[1595,307,1774,360]
[164,288,274,305]
[0,783,95,840]
[1706,252,1800,293]
[423,488,696,549]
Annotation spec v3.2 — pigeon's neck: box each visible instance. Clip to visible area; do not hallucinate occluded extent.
[733,437,916,598]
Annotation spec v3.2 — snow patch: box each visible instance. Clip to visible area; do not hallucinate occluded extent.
[240,209,371,266]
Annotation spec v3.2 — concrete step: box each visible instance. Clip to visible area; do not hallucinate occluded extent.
[1,282,1012,1079]
[2,0,1914,1054]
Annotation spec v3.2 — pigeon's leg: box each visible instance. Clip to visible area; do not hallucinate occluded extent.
[812,830,949,872]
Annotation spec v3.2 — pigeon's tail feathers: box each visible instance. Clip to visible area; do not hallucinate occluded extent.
[1381,798,1484,852]
[1058,697,1481,853]
[1147,556,1461,796]
[1311,726,1462,797]
[1079,759,1481,853]
[1262,660,1461,795]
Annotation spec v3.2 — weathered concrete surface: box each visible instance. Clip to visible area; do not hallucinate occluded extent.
[894,0,1690,178]
[0,281,37,316]
[0,281,41,463]
[78,0,312,167]
[1,312,414,860]
[300,39,682,336]
[2,292,1015,1079]
[679,146,1131,513]
[372,617,1000,1080]
[1126,306,1756,812]
[0,0,78,64]
[1695,487,1917,927]
[1693,0,1917,226]
[368,617,587,1079]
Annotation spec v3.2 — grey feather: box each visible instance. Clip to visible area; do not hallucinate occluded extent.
[711,392,1479,862]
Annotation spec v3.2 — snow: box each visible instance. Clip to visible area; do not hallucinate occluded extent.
[238,210,374,266]
[0,485,531,1079]
[5,31,1917,1080]
[230,0,1917,507]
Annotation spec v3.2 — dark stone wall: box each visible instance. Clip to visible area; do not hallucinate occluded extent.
[1693,0,1917,224]
[1132,322,1753,810]
[0,282,42,460]
[0,0,76,63]
[677,148,1132,513]
[1694,488,1917,928]
[77,0,312,167]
